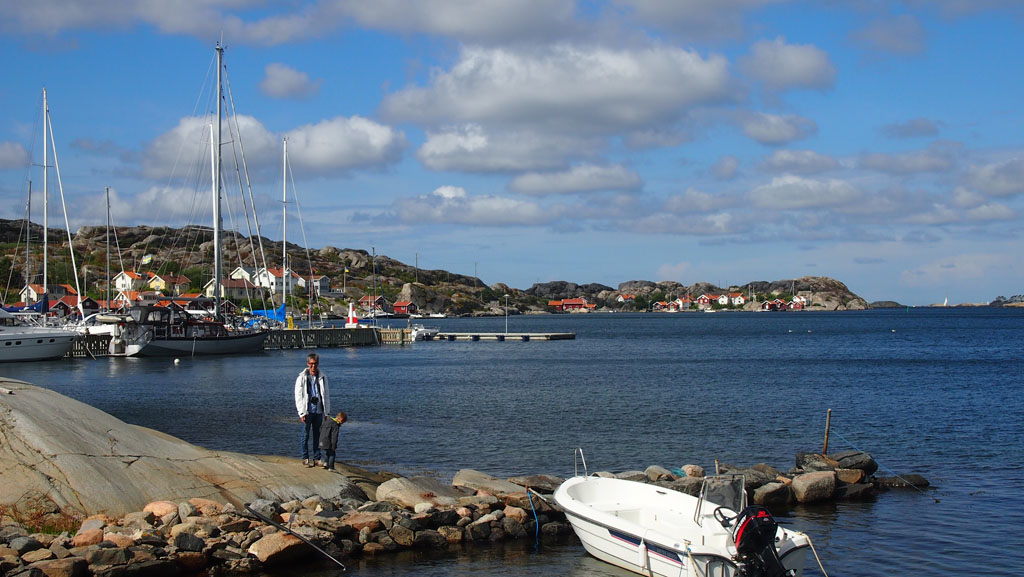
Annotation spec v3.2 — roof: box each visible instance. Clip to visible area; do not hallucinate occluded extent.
[393,301,413,307]
[152,274,191,284]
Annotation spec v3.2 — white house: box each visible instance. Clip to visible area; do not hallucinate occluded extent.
[254,267,298,295]
[112,271,148,292]
[729,292,746,306]
[229,266,257,283]
[203,277,258,300]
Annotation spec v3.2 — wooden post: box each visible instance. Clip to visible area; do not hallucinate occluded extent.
[823,408,832,455]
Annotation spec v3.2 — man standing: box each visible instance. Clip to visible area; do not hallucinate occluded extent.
[294,352,330,467]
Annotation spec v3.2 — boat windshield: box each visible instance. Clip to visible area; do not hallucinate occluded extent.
[695,474,746,526]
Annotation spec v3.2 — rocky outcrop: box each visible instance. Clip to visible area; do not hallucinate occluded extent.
[0,379,366,518]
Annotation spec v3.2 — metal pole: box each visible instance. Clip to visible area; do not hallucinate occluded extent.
[504,294,509,334]
[823,408,832,455]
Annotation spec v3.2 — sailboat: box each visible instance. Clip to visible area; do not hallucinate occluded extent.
[1,89,80,362]
[116,43,267,357]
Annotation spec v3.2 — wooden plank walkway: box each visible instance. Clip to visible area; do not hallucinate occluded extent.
[431,332,575,342]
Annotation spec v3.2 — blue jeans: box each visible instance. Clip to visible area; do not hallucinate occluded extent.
[301,412,323,462]
[324,450,336,470]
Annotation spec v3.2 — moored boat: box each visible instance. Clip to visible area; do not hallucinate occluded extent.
[554,469,812,577]
[117,305,267,357]
[0,310,77,362]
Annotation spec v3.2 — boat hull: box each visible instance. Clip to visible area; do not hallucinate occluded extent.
[0,328,76,362]
[125,331,268,357]
[554,476,808,577]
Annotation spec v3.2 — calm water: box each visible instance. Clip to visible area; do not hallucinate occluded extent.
[4,308,1023,576]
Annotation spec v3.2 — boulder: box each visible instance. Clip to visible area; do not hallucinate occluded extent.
[834,483,877,500]
[752,482,792,506]
[827,451,878,475]
[506,474,564,493]
[835,469,865,485]
[795,452,840,472]
[645,466,675,481]
[0,380,368,517]
[375,477,463,509]
[247,532,310,564]
[681,464,705,478]
[791,471,836,503]
[413,529,448,549]
[28,556,88,577]
[452,470,525,498]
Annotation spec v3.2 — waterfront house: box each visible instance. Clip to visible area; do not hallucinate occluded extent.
[254,267,299,296]
[695,294,713,309]
[359,294,387,312]
[19,283,77,304]
[229,266,257,283]
[50,295,99,318]
[112,271,148,292]
[393,301,417,315]
[548,299,564,311]
[716,294,730,306]
[296,274,331,297]
[730,292,745,306]
[788,299,805,311]
[202,277,259,301]
[652,300,669,311]
[675,296,694,310]
[616,294,635,303]
[561,297,593,312]
[149,273,191,295]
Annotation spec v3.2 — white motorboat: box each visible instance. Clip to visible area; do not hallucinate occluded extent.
[554,471,811,577]
[409,324,439,341]
[0,310,77,362]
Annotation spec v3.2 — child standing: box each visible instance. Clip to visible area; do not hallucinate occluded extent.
[319,410,347,471]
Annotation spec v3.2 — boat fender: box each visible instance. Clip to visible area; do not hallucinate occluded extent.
[637,538,648,570]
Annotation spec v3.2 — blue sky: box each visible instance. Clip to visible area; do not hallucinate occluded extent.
[2,1,1023,305]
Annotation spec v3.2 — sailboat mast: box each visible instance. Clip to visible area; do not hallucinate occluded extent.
[282,138,287,311]
[42,89,48,301]
[105,187,111,309]
[25,181,31,294]
[213,43,224,318]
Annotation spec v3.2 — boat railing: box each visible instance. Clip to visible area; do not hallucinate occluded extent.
[573,447,589,477]
[694,474,746,527]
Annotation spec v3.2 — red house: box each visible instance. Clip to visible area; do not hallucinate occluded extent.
[393,301,418,315]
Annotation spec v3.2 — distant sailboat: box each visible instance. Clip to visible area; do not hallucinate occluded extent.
[943,296,948,307]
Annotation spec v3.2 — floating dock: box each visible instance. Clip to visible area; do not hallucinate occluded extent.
[431,331,575,342]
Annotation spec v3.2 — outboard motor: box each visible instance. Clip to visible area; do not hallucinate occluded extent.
[731,506,793,577]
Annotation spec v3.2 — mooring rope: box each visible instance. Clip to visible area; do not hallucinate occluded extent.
[831,429,936,500]
[805,535,830,577]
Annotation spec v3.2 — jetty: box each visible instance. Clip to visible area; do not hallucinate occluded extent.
[67,326,574,357]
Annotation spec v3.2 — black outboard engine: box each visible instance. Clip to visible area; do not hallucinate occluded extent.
[731,506,792,577]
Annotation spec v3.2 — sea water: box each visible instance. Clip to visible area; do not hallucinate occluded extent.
[4,308,1023,576]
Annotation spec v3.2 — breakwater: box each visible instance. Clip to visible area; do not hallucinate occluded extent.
[0,453,927,576]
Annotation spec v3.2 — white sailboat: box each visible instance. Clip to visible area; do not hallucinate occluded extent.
[1,89,80,362]
[117,43,267,357]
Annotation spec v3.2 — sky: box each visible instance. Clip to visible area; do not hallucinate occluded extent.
[1,1,1023,306]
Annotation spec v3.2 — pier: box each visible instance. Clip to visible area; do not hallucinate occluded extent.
[66,327,572,357]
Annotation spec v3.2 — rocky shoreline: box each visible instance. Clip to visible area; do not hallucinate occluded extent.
[0,453,928,577]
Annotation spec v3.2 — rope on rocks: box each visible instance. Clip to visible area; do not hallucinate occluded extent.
[245,504,347,571]
[526,488,541,549]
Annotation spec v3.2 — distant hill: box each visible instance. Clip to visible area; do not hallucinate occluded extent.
[0,220,1014,313]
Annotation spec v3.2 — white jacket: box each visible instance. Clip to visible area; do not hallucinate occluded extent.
[294,368,330,418]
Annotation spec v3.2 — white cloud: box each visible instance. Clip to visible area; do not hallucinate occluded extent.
[394,186,557,226]
[338,0,577,42]
[382,44,735,134]
[143,114,405,179]
[749,175,861,209]
[260,63,321,99]
[285,116,406,174]
[0,141,30,169]
[741,113,817,145]
[509,164,642,196]
[740,36,836,93]
[902,204,958,225]
[417,124,600,172]
[664,187,732,213]
[966,157,1024,197]
[761,149,838,173]
[965,203,1014,221]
